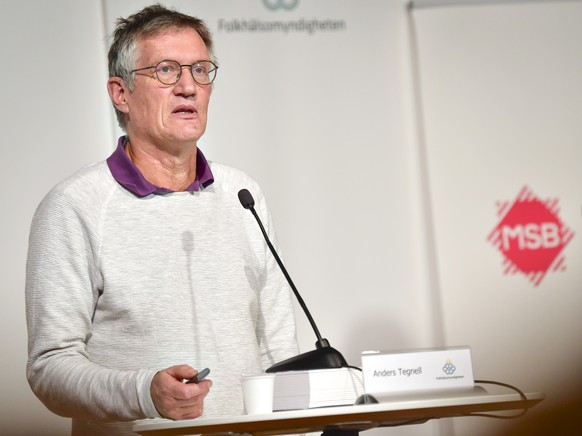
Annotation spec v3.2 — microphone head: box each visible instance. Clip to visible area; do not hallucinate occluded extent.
[238,189,255,209]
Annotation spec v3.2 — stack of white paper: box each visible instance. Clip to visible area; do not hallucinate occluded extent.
[272,367,364,411]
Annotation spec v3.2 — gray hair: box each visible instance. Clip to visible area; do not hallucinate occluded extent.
[107,4,215,129]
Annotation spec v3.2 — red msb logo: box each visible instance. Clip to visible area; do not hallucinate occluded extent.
[488,186,574,286]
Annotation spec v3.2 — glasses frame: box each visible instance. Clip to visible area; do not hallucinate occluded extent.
[130,59,218,86]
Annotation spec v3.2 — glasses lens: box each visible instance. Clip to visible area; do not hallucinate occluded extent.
[155,60,181,85]
[191,61,217,85]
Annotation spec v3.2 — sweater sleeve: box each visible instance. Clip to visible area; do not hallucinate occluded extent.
[25,188,159,421]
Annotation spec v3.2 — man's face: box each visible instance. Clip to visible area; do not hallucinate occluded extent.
[125,28,212,150]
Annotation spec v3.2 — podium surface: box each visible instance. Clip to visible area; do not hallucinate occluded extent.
[133,389,544,435]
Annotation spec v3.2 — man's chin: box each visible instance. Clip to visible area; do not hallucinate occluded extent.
[174,125,206,143]
[168,130,205,146]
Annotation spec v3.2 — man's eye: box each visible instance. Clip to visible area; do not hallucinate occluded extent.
[157,66,173,74]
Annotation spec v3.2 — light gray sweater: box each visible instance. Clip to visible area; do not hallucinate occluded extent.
[25,160,299,435]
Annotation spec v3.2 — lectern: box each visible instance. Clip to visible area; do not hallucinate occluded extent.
[133,388,544,436]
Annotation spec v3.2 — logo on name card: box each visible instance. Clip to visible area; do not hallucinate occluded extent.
[442,359,456,375]
[487,186,574,286]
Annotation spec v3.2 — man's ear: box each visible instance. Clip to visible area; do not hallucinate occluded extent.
[107,77,129,114]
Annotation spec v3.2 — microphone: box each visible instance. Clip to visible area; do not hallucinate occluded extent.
[238,188,348,373]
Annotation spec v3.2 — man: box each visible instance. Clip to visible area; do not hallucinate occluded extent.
[25,5,299,435]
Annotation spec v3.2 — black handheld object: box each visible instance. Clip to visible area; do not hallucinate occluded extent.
[185,367,210,384]
[238,189,348,373]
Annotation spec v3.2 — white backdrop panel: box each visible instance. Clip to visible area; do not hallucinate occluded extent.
[0,1,112,434]
[412,1,582,435]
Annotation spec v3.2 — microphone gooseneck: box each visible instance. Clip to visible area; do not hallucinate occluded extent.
[238,189,325,345]
[237,188,348,373]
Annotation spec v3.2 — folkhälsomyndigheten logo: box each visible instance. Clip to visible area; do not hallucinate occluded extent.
[487,186,574,286]
[262,0,300,11]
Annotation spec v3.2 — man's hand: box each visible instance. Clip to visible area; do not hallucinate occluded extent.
[150,365,212,420]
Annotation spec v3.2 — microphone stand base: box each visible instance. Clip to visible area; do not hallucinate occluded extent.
[266,346,348,373]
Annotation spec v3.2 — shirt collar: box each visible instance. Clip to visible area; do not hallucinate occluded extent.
[106,136,214,197]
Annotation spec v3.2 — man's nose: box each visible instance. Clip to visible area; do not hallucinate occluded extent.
[173,66,198,94]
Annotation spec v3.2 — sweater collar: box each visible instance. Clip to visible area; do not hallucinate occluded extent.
[106,136,214,197]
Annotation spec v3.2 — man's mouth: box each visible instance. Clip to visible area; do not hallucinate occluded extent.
[173,105,197,115]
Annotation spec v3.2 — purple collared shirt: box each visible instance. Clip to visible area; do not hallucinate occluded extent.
[106,136,214,197]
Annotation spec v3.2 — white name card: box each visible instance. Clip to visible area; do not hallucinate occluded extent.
[361,346,474,396]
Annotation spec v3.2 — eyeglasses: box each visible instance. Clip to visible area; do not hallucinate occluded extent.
[130,59,218,86]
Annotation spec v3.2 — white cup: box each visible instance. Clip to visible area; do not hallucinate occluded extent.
[241,373,276,414]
